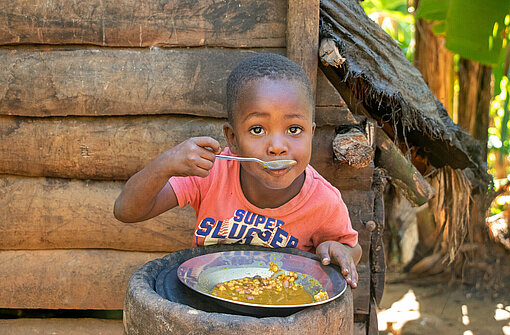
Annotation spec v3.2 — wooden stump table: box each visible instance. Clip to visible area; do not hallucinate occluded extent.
[124,245,353,335]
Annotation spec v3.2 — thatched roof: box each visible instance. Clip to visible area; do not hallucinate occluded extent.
[319,0,486,175]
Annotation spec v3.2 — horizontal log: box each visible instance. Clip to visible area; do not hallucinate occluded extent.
[0,115,227,180]
[0,175,373,251]
[0,319,123,335]
[0,176,195,251]
[0,48,283,118]
[0,117,371,190]
[0,0,286,47]
[0,48,350,120]
[0,249,166,309]
[0,249,370,312]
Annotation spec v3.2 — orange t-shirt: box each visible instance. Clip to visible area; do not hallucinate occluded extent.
[169,149,358,253]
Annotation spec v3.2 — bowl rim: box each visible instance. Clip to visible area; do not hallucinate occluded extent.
[176,250,347,309]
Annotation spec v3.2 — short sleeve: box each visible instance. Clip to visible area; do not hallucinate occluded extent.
[168,175,204,212]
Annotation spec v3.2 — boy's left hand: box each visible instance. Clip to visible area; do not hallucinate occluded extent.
[316,241,362,288]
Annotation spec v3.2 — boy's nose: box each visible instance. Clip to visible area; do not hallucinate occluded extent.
[268,135,288,156]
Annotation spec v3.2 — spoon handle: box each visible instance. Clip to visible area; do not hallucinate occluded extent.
[215,155,263,164]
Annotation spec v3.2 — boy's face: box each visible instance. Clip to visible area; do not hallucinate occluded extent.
[224,78,315,193]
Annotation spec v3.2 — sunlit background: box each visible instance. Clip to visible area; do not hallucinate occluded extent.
[361,0,510,334]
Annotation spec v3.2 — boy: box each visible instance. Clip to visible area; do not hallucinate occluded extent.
[114,53,361,288]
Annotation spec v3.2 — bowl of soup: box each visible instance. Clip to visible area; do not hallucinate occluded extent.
[176,250,347,316]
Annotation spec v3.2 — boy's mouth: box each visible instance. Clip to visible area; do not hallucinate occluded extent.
[264,166,291,176]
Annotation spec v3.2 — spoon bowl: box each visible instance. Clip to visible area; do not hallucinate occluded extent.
[215,155,297,170]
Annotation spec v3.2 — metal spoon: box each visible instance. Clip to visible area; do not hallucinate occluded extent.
[215,155,297,170]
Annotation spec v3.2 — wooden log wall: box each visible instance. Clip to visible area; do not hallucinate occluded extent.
[0,0,376,319]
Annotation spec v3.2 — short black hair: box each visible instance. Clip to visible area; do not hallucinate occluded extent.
[226,53,314,124]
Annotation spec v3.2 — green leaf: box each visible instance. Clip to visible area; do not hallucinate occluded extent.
[362,0,409,15]
[432,21,446,35]
[415,0,449,21]
[445,0,510,66]
[379,0,409,14]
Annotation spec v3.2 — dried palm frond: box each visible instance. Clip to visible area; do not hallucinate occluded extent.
[428,167,472,264]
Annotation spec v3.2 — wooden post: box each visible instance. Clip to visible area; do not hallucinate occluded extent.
[287,0,320,96]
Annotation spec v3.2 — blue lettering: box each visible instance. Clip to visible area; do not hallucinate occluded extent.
[270,227,288,248]
[196,218,215,236]
[258,229,272,242]
[264,217,276,229]
[244,211,256,225]
[245,227,261,238]
[242,227,261,244]
[211,220,226,239]
[243,235,254,244]
[254,215,266,227]
[276,220,285,227]
[228,223,247,239]
[234,209,245,222]
[286,236,298,248]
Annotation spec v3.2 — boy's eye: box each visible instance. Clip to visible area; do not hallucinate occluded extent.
[249,126,265,135]
[288,126,303,135]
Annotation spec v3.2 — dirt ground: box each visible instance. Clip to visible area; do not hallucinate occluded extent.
[377,271,510,335]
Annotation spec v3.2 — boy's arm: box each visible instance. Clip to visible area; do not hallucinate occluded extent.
[114,137,220,223]
[316,241,362,288]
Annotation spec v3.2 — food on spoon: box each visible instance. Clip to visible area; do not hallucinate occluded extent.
[209,262,329,305]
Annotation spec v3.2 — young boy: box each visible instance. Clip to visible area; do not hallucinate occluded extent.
[114,53,361,288]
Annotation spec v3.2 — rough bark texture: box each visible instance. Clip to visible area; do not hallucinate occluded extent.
[0,319,123,335]
[414,18,454,113]
[0,47,346,121]
[0,115,226,180]
[332,129,374,168]
[375,128,436,206]
[0,48,282,118]
[0,249,165,309]
[0,176,195,251]
[0,0,286,47]
[457,58,492,160]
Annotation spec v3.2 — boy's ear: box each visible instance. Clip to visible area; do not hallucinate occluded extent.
[223,123,238,154]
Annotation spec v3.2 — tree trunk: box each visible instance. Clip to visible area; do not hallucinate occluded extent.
[457,58,492,161]
[412,6,492,276]
[414,18,454,114]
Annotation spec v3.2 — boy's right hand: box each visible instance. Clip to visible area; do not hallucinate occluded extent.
[165,136,221,178]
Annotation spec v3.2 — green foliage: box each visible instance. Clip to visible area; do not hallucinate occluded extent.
[361,0,415,61]
[362,0,409,14]
[445,0,508,66]
[414,0,447,22]
[415,0,510,66]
